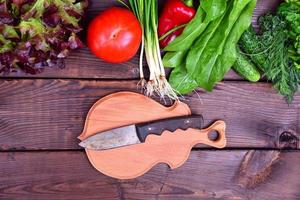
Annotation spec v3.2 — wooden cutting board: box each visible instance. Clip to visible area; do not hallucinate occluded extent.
[78,92,226,179]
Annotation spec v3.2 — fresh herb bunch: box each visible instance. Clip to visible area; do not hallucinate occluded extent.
[239,14,300,103]
[0,0,88,74]
[260,14,299,102]
[278,0,300,68]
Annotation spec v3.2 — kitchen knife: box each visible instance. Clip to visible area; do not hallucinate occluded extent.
[79,115,204,150]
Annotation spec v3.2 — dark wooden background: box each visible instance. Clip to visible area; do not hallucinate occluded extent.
[0,0,299,199]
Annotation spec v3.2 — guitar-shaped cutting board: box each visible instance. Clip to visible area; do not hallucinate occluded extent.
[78,92,226,179]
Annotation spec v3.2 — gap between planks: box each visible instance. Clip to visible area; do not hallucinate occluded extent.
[0,79,299,150]
[0,150,299,200]
[0,148,299,153]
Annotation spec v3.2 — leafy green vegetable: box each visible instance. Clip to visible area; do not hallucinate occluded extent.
[167,3,228,93]
[278,0,300,68]
[169,64,198,94]
[2,25,18,39]
[0,0,87,74]
[185,5,229,81]
[190,0,255,90]
[163,51,187,68]
[0,34,13,53]
[260,14,300,102]
[239,13,300,102]
[164,0,227,52]
[19,18,46,39]
[207,0,257,87]
[165,0,256,93]
[22,0,82,26]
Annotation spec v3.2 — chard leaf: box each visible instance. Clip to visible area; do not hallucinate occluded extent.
[163,51,187,68]
[185,5,229,80]
[187,0,254,91]
[169,64,198,94]
[164,0,227,52]
[209,0,257,86]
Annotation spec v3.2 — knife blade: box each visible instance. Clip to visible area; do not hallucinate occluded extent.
[79,115,203,150]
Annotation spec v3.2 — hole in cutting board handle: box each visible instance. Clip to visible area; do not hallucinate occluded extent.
[208,131,219,141]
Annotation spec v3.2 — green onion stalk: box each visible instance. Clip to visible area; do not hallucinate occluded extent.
[128,0,178,100]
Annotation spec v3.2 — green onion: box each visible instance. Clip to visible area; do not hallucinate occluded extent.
[128,0,178,100]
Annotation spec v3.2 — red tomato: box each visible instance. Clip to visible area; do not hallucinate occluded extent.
[87,7,142,63]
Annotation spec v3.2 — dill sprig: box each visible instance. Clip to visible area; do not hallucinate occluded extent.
[239,14,300,103]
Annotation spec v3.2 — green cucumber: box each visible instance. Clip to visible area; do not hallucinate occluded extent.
[239,27,266,71]
[233,47,261,82]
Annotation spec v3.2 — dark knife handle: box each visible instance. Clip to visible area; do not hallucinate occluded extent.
[136,115,204,142]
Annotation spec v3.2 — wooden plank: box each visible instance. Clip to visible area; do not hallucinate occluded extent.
[0,79,299,150]
[252,0,282,28]
[0,48,142,79]
[0,150,299,200]
[0,0,281,80]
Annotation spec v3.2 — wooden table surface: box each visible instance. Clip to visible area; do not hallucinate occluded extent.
[1,0,299,199]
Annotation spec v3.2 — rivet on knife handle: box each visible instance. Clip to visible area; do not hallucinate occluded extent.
[135,115,204,142]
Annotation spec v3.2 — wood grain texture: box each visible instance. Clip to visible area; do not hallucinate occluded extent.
[237,150,281,188]
[78,92,191,140]
[0,0,281,80]
[0,79,299,150]
[0,0,296,199]
[78,91,193,179]
[76,91,225,179]
[0,150,299,200]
